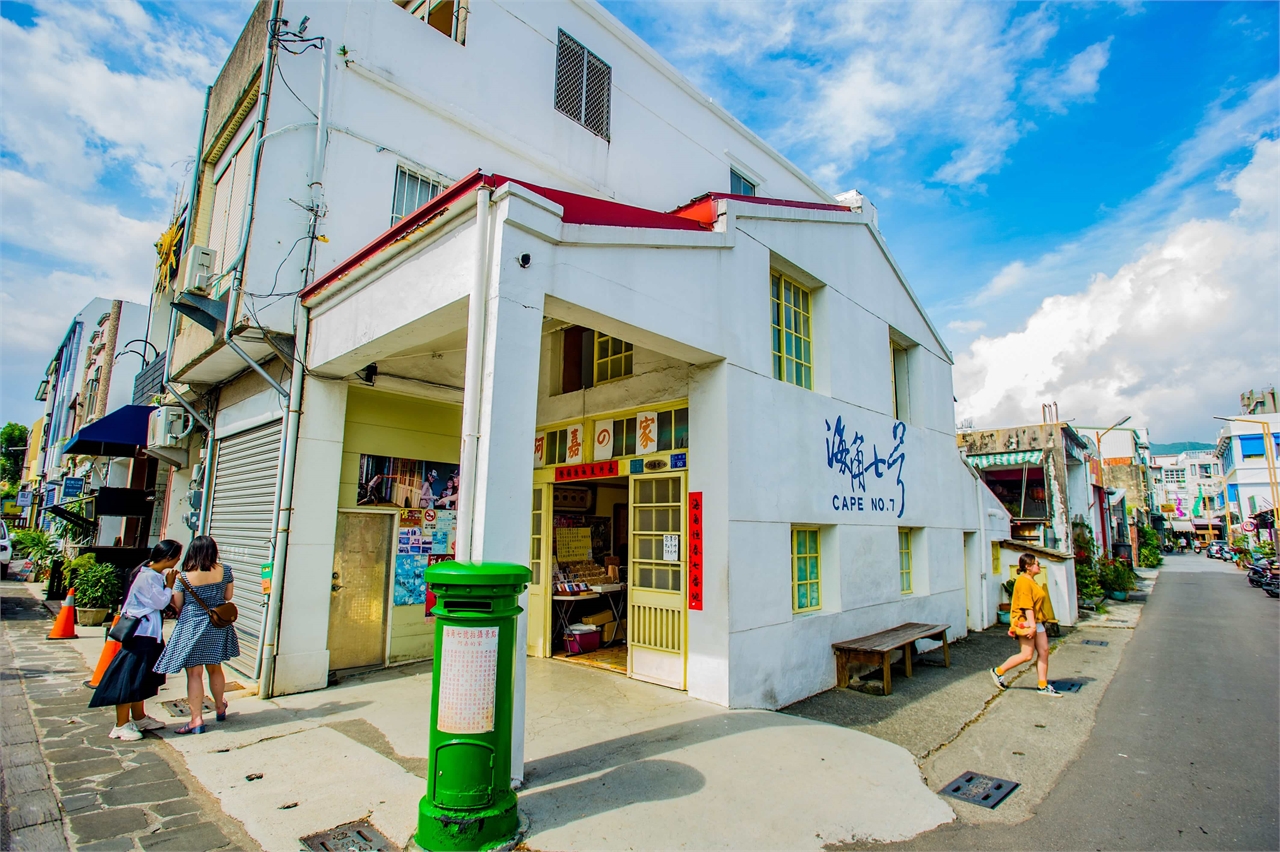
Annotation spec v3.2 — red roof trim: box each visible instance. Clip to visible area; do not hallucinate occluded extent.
[303,171,712,304]
[670,192,853,227]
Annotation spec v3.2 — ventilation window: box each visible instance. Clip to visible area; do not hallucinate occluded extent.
[730,169,757,196]
[397,0,468,44]
[554,29,611,140]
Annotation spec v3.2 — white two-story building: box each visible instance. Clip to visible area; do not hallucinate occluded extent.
[141,2,1012,781]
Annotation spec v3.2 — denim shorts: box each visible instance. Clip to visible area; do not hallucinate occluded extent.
[1035,623,1046,634]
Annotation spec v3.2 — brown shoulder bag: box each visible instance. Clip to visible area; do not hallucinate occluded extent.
[179,572,239,629]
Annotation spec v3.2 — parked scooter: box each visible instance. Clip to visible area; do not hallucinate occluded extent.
[1262,568,1280,599]
[1246,560,1273,587]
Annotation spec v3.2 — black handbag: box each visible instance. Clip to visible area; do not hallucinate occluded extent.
[108,614,142,644]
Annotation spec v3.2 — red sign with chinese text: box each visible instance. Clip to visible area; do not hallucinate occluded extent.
[553,460,620,482]
[688,491,703,611]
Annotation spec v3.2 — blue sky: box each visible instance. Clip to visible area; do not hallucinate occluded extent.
[1,0,1277,441]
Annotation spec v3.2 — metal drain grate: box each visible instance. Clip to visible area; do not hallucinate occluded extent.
[301,819,397,852]
[940,772,1019,809]
[160,698,215,718]
[1081,639,1109,646]
[1049,679,1083,693]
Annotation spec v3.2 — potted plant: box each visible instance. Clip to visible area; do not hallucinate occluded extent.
[1098,558,1137,601]
[12,529,56,581]
[997,578,1015,624]
[66,554,121,627]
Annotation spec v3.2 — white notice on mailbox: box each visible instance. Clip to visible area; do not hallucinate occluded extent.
[437,625,499,734]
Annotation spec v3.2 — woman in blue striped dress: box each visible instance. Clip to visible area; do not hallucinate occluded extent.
[154,536,240,734]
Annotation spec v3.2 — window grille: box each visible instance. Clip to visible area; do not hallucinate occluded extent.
[771,272,813,389]
[555,29,611,140]
[391,166,443,226]
[792,528,821,612]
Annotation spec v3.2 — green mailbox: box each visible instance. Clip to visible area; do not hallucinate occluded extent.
[413,561,531,852]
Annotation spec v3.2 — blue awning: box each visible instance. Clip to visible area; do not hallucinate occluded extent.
[63,405,155,458]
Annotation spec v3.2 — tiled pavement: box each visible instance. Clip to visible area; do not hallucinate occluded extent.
[1,584,260,851]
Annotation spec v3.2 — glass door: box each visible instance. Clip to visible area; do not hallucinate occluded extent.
[628,472,687,689]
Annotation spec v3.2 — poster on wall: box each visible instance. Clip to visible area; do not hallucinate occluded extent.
[358,454,461,511]
[361,453,461,606]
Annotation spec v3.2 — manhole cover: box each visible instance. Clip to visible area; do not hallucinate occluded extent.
[301,819,397,852]
[1081,639,1109,646]
[1049,679,1083,693]
[160,698,216,718]
[940,771,1019,809]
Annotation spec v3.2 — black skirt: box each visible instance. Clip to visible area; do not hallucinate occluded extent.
[89,636,167,707]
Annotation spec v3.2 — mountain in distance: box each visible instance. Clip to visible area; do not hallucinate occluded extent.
[1150,441,1217,455]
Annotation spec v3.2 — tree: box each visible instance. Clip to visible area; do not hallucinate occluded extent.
[0,422,29,500]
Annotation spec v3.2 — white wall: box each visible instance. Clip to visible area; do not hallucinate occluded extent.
[238,0,832,335]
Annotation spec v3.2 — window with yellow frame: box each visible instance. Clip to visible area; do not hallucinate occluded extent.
[594,331,633,384]
[771,272,813,389]
[898,528,913,594]
[792,527,821,612]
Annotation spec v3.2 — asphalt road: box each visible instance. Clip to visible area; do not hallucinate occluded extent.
[881,552,1279,851]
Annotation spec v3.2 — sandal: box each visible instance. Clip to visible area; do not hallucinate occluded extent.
[176,721,207,735]
[216,701,229,722]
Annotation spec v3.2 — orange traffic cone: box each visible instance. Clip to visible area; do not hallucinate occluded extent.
[47,588,78,640]
[85,615,122,687]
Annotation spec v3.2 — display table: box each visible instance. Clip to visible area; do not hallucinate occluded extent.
[552,592,601,639]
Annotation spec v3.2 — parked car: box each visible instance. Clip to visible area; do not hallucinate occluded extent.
[1206,540,1230,560]
[0,520,10,579]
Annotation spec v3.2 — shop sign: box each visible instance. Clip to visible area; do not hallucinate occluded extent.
[62,477,84,498]
[533,432,546,468]
[670,452,687,470]
[565,424,585,464]
[594,422,614,460]
[1242,519,1257,533]
[16,490,33,507]
[644,458,668,471]
[636,411,658,455]
[688,492,704,611]
[437,625,499,734]
[554,460,619,482]
[824,416,908,519]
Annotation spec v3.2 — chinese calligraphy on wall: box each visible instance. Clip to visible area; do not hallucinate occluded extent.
[825,416,907,518]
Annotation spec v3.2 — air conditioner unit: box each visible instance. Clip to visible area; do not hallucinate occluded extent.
[144,406,192,468]
[179,245,218,295]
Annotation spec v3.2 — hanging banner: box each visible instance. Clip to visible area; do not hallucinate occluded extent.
[565,423,585,464]
[688,491,703,611]
[636,411,659,455]
[594,421,614,461]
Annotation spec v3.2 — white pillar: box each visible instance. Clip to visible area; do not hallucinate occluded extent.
[461,210,547,786]
[273,376,348,694]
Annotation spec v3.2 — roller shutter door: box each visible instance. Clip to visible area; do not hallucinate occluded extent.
[206,420,282,678]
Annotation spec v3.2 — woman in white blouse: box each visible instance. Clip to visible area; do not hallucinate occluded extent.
[89,540,182,741]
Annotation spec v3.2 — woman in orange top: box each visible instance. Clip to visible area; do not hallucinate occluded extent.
[990,553,1061,697]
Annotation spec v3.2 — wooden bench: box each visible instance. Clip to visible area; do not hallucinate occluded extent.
[832,622,951,695]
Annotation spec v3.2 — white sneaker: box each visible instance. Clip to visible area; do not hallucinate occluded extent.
[109,721,143,741]
[132,715,166,731]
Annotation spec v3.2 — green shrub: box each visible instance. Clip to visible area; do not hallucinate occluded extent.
[1075,561,1104,600]
[1258,539,1276,560]
[12,528,57,575]
[65,554,122,610]
[1098,558,1138,593]
[1137,525,1163,568]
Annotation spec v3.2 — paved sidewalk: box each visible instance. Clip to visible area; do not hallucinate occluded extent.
[1,583,259,851]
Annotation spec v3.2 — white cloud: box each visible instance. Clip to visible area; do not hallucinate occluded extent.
[947,319,987,334]
[1024,39,1112,114]
[631,3,1116,188]
[954,137,1280,439]
[0,1,242,424]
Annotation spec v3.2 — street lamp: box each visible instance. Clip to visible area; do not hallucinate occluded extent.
[1214,415,1280,548]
